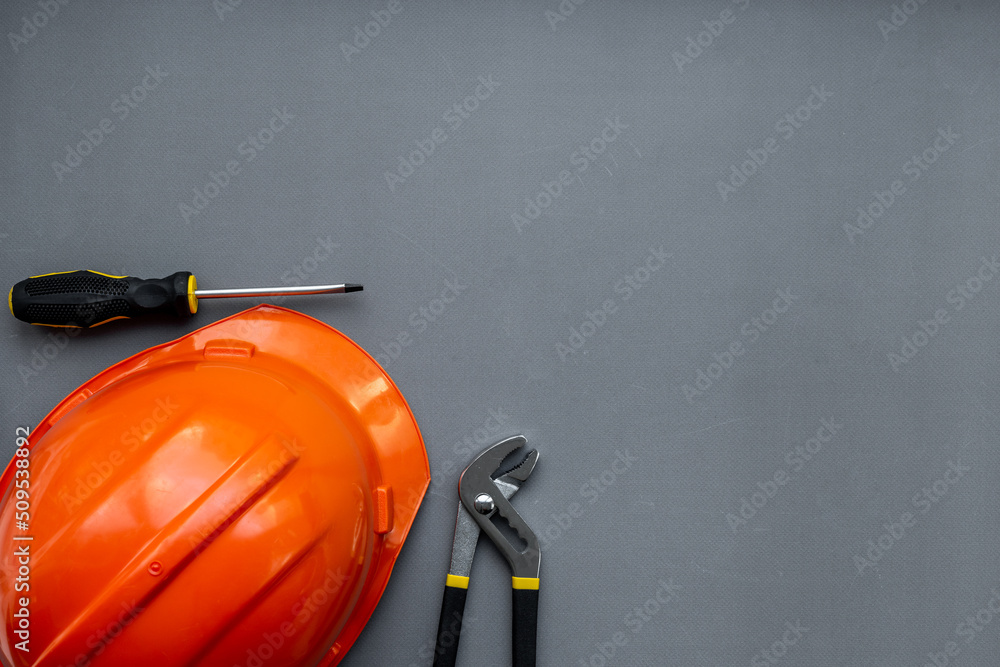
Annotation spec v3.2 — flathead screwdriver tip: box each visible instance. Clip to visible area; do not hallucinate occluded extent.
[345,284,364,293]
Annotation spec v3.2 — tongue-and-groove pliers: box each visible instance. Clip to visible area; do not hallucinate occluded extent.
[433,435,541,667]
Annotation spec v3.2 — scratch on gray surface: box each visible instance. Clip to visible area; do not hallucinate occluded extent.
[957,136,1000,156]
[672,620,695,643]
[627,140,642,158]
[543,210,662,221]
[690,559,761,583]
[4,387,41,418]
[425,487,454,503]
[845,566,883,599]
[676,417,745,438]
[782,402,792,446]
[907,256,921,294]
[956,377,998,422]
[437,49,460,96]
[413,201,455,212]
[864,339,880,363]
[389,226,459,279]
[514,143,569,157]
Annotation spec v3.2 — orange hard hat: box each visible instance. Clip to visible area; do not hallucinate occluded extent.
[0,305,429,667]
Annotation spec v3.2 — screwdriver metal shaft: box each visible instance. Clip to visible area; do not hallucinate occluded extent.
[195,283,363,299]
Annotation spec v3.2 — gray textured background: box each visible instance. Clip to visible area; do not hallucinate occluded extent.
[2,1,1000,665]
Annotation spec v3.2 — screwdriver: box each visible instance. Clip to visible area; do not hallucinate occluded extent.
[8,270,363,328]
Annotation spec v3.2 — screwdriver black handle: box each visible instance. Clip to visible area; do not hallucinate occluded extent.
[9,270,197,328]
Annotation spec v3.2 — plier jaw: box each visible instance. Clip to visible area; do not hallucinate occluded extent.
[460,435,541,580]
[433,436,541,667]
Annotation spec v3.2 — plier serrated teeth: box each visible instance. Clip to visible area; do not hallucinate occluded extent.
[433,435,541,667]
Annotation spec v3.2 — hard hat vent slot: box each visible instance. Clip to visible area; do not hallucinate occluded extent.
[374,486,393,534]
[46,389,93,426]
[203,339,256,359]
